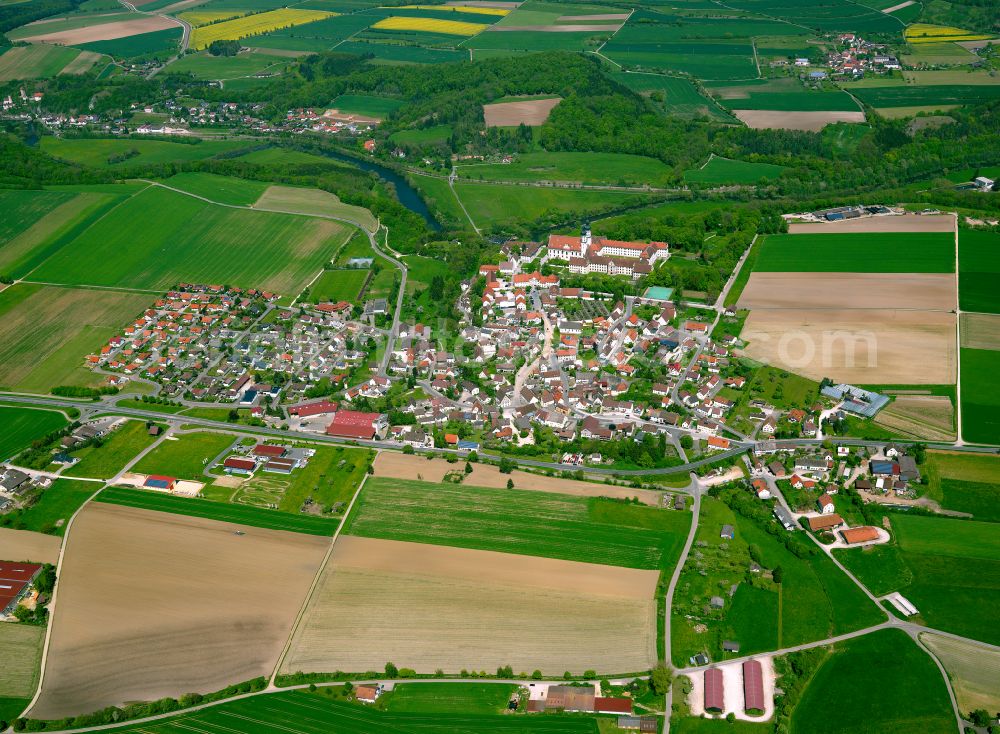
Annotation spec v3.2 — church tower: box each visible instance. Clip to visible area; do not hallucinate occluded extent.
[580,222,592,253]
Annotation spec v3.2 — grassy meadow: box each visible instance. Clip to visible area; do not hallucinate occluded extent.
[683,156,785,185]
[308,268,369,302]
[131,431,235,481]
[960,348,1000,445]
[0,406,68,461]
[344,477,691,570]
[40,137,251,168]
[160,172,269,206]
[958,229,1000,314]
[7,479,97,536]
[65,421,160,480]
[457,151,674,187]
[755,232,955,272]
[922,450,1000,521]
[0,624,44,699]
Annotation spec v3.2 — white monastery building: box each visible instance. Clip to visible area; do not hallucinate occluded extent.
[547,224,669,279]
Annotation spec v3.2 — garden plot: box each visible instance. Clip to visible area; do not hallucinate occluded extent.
[30,502,328,719]
[281,536,658,676]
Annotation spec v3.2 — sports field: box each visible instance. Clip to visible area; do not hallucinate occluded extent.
[791,629,955,734]
[959,229,1000,314]
[0,284,150,393]
[190,8,334,49]
[0,623,44,699]
[0,405,68,461]
[81,690,600,733]
[344,477,690,569]
[683,156,785,185]
[282,536,659,675]
[30,502,328,719]
[64,420,160,480]
[753,232,955,272]
[29,186,352,294]
[837,513,1000,646]
[97,486,341,535]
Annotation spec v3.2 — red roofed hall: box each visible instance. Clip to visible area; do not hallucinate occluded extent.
[743,659,765,714]
[841,526,880,545]
[704,668,724,713]
[288,400,338,418]
[594,697,633,715]
[326,410,387,440]
[223,457,257,474]
[253,444,285,458]
[0,561,42,613]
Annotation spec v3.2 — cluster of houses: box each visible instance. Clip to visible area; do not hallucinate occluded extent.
[826,33,900,77]
[221,443,312,476]
[285,108,378,136]
[0,466,43,513]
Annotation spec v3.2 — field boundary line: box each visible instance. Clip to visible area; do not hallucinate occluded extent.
[268,468,371,685]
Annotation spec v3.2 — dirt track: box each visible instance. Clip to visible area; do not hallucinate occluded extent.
[737,272,956,311]
[373,452,663,504]
[21,16,177,44]
[733,110,866,132]
[788,214,955,233]
[483,97,560,126]
[282,536,658,675]
[740,308,956,384]
[30,503,327,718]
[0,528,61,565]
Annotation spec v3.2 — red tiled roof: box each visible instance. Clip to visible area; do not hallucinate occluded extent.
[704,668,724,712]
[743,659,765,713]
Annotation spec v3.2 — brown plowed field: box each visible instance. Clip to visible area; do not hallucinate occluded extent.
[373,452,663,505]
[737,272,956,311]
[21,16,176,44]
[483,97,560,126]
[788,214,955,233]
[281,536,658,676]
[875,395,955,441]
[0,528,61,565]
[740,308,956,384]
[30,503,327,719]
[960,313,1000,350]
[733,110,865,131]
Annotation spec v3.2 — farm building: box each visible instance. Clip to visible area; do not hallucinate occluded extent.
[841,526,880,545]
[0,561,42,614]
[288,400,338,418]
[355,684,382,703]
[618,716,658,732]
[253,444,286,459]
[542,686,595,712]
[143,475,176,491]
[818,494,835,514]
[264,457,296,474]
[743,659,765,715]
[808,514,844,531]
[223,457,256,475]
[704,668,725,713]
[326,410,387,440]
[595,698,633,715]
[774,505,797,531]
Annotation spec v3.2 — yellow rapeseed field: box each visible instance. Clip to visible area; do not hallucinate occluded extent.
[905,23,992,44]
[190,8,335,50]
[177,10,247,27]
[397,4,510,15]
[371,15,487,35]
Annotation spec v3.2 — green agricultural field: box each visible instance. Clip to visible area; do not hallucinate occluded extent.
[837,513,1000,645]
[453,182,653,229]
[959,229,1000,314]
[64,421,160,480]
[308,268,369,302]
[236,147,334,166]
[754,232,955,273]
[409,174,469,227]
[791,629,955,734]
[0,699,30,728]
[0,623,44,699]
[344,477,691,569]
[251,13,374,52]
[608,72,735,121]
[683,156,785,185]
[458,151,674,187]
[0,284,150,394]
[467,29,610,53]
[6,12,134,39]
[76,27,182,58]
[29,186,352,295]
[330,94,404,118]
[0,406,67,461]
[671,494,882,667]
[168,51,287,79]
[723,234,763,308]
[0,44,88,81]
[923,450,1000,521]
[96,486,340,535]
[603,40,758,81]
[389,125,452,145]
[161,172,270,206]
[386,683,519,714]
[960,348,1000,445]
[40,137,252,168]
[0,190,124,279]
[713,85,860,112]
[85,690,599,733]
[10,479,97,535]
[821,122,872,154]
[854,84,1000,109]
[335,40,467,63]
[131,431,236,481]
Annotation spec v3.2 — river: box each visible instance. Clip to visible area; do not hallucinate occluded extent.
[320,149,440,230]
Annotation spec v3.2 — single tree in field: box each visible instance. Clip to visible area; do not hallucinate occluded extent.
[650,664,672,695]
[507,478,514,490]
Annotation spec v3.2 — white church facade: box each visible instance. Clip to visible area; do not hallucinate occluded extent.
[546,224,669,279]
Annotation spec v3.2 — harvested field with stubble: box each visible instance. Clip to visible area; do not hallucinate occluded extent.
[788,214,955,233]
[875,395,955,441]
[921,632,1000,715]
[483,97,560,126]
[254,185,377,232]
[737,272,956,311]
[0,623,44,698]
[30,502,328,719]
[0,528,61,565]
[281,536,658,676]
[960,313,1000,351]
[740,309,956,384]
[373,451,663,504]
[19,16,177,44]
[733,110,866,131]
